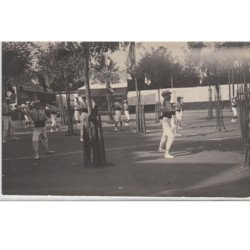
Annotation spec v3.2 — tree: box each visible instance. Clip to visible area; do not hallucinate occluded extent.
[92,55,120,123]
[2,42,34,101]
[36,42,86,135]
[137,47,173,90]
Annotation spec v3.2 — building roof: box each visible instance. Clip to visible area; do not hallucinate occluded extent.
[77,82,128,97]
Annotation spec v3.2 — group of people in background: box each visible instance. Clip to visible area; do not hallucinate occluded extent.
[2,91,239,161]
[114,98,130,131]
[2,98,56,160]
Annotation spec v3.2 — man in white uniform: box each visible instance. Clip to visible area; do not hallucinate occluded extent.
[114,98,123,131]
[30,100,55,160]
[231,96,237,123]
[123,100,130,126]
[2,97,19,143]
[158,90,176,159]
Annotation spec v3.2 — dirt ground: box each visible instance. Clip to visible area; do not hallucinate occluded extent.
[2,110,250,198]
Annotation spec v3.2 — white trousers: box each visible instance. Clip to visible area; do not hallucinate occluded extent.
[232,107,237,117]
[74,111,80,122]
[32,126,48,152]
[2,116,14,140]
[115,110,122,123]
[51,114,57,127]
[175,111,183,125]
[159,117,175,151]
[124,110,130,121]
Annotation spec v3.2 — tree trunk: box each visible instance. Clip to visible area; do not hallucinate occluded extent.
[59,91,65,125]
[106,81,114,123]
[228,67,232,111]
[232,67,235,96]
[65,83,74,135]
[83,44,92,113]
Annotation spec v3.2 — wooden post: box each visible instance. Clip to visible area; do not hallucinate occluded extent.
[141,105,146,133]
[97,113,106,166]
[135,105,139,133]
[232,68,235,96]
[228,67,232,111]
[83,124,91,168]
[65,84,74,135]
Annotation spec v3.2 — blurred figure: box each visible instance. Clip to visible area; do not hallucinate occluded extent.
[123,100,130,126]
[231,96,237,123]
[2,97,19,143]
[22,101,32,128]
[114,98,123,131]
[48,102,59,132]
[175,96,184,129]
[74,97,81,128]
[158,90,175,159]
[30,100,55,160]
[78,96,89,142]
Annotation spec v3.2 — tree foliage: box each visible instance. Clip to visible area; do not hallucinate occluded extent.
[37,42,120,92]
[136,47,174,89]
[92,54,120,84]
[2,42,35,93]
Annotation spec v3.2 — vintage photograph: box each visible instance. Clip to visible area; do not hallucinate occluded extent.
[1,41,250,198]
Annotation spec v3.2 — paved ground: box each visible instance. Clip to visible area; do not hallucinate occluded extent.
[2,110,250,198]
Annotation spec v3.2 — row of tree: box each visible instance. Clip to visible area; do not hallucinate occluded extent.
[128,42,250,92]
[3,42,250,96]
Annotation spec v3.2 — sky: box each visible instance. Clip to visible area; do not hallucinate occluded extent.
[109,42,188,71]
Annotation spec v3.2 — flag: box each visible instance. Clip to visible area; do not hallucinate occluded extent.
[105,56,111,68]
[125,42,136,80]
[144,73,151,86]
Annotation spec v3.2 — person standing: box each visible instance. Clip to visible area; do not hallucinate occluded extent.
[74,97,81,129]
[48,102,59,132]
[158,90,175,159]
[22,101,32,128]
[175,96,184,129]
[123,100,130,126]
[114,98,123,131]
[231,96,238,123]
[30,100,55,160]
[79,96,89,142]
[2,97,19,143]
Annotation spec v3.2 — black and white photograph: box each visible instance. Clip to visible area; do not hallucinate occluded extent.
[1,41,250,198]
[1,1,250,250]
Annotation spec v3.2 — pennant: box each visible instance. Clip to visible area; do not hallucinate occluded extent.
[125,42,136,80]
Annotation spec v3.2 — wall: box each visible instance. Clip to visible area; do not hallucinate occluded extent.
[127,85,233,106]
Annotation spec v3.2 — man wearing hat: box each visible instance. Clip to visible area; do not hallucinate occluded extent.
[123,99,130,126]
[231,96,237,123]
[158,90,176,159]
[2,97,19,143]
[114,97,123,131]
[30,100,55,160]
